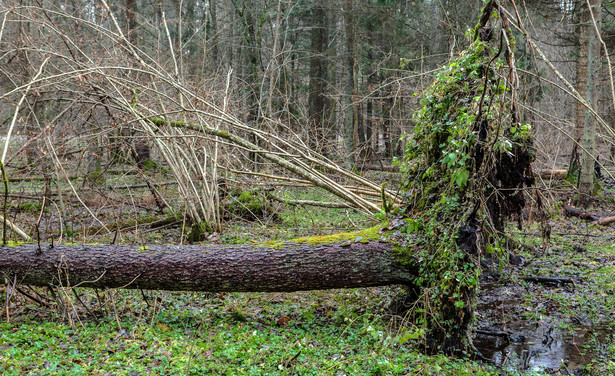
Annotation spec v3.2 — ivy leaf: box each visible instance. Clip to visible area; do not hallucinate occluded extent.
[454,168,469,188]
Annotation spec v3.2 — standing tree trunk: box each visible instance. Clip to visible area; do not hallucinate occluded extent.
[125,0,150,168]
[568,1,589,185]
[231,0,263,167]
[208,0,219,68]
[308,0,330,153]
[125,0,137,44]
[343,0,359,166]
[578,0,601,207]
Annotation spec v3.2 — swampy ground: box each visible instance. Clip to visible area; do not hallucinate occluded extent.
[0,171,614,375]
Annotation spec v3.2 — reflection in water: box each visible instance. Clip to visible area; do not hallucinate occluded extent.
[474,320,613,372]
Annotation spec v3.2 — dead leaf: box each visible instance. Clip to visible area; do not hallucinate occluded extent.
[276,316,290,326]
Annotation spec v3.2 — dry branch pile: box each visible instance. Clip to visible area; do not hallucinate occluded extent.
[0,3,399,240]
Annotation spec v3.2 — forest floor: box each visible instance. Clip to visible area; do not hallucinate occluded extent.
[0,168,614,375]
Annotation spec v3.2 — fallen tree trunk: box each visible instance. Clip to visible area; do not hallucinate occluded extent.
[534,169,567,180]
[563,204,615,225]
[0,241,414,292]
[596,216,615,226]
[358,163,400,173]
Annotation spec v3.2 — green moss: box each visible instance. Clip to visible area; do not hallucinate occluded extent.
[225,188,279,221]
[140,159,159,171]
[15,201,44,213]
[149,117,166,126]
[394,1,539,351]
[260,224,385,248]
[4,240,27,247]
[186,221,212,243]
[213,130,230,138]
[260,240,285,249]
[257,224,386,250]
[86,167,105,186]
[227,190,261,212]
[296,225,384,245]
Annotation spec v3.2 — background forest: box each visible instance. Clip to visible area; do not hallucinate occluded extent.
[1,0,614,218]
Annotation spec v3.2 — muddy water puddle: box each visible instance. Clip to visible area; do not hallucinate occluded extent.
[474,282,615,372]
[474,321,614,372]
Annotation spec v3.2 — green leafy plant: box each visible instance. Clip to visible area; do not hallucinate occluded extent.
[394,0,544,353]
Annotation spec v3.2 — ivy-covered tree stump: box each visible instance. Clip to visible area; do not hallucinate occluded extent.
[396,0,545,354]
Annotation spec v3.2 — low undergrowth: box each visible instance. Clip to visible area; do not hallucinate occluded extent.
[1,183,614,375]
[0,179,505,376]
[0,287,500,375]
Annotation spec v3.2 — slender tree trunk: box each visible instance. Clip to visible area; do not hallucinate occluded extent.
[384,89,394,158]
[265,0,283,119]
[308,0,330,152]
[343,0,359,166]
[578,0,601,207]
[568,2,589,184]
[125,0,150,168]
[231,1,262,166]
[210,0,219,65]
[125,0,137,44]
[0,242,414,292]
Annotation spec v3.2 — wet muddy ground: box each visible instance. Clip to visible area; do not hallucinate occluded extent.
[473,220,615,375]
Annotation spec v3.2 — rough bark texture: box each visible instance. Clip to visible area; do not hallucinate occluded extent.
[578,0,601,207]
[0,241,414,292]
[343,0,358,166]
[568,2,589,183]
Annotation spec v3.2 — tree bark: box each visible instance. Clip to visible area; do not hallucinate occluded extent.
[343,0,359,167]
[567,2,588,183]
[578,0,601,207]
[308,0,330,152]
[0,241,414,292]
[125,0,150,169]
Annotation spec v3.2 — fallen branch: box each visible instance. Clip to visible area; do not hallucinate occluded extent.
[535,169,567,180]
[358,163,400,173]
[266,192,354,209]
[108,181,178,191]
[520,276,573,285]
[0,214,31,242]
[5,170,138,183]
[596,216,615,226]
[474,329,511,338]
[65,214,181,237]
[148,117,383,214]
[563,204,615,225]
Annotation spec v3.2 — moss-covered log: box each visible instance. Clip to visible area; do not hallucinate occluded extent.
[0,241,414,292]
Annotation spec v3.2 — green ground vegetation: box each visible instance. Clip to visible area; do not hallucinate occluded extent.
[1,170,614,374]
